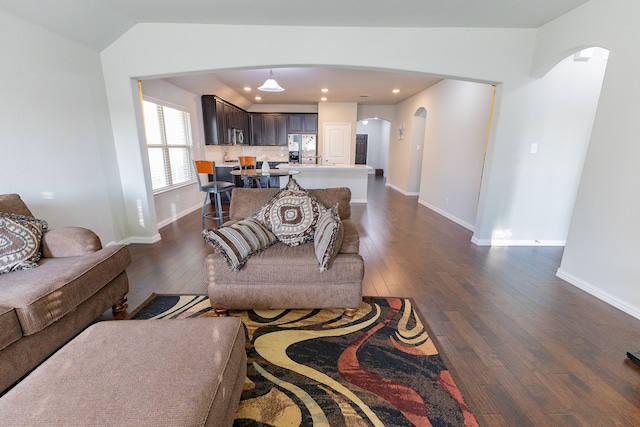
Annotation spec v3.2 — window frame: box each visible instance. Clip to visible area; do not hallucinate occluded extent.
[141,96,196,194]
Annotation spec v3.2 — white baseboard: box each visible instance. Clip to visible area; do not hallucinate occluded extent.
[471,236,491,246]
[556,268,640,320]
[351,198,368,203]
[387,184,419,196]
[418,200,474,231]
[157,203,202,229]
[110,203,202,245]
[120,234,162,245]
[471,236,565,247]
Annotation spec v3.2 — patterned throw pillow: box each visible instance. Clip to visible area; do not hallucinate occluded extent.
[0,213,48,275]
[254,178,324,246]
[202,218,277,271]
[314,204,343,271]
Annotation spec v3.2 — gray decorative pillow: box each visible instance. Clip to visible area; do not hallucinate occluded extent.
[254,178,324,246]
[314,204,343,271]
[0,213,48,275]
[202,217,277,271]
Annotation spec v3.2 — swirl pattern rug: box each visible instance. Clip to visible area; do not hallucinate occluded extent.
[130,294,479,427]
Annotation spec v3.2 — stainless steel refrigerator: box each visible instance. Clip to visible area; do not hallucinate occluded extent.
[288,133,318,164]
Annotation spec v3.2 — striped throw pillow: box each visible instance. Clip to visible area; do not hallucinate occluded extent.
[202,218,277,271]
[314,204,343,272]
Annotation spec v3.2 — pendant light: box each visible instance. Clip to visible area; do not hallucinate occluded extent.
[258,69,285,92]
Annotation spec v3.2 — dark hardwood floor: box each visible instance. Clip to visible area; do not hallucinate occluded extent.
[118,176,640,426]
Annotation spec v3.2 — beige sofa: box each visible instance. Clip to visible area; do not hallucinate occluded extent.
[205,187,364,316]
[0,194,130,394]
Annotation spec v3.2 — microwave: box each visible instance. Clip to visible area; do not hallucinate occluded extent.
[230,128,245,145]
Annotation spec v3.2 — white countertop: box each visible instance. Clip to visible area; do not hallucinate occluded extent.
[216,161,239,167]
[276,163,372,171]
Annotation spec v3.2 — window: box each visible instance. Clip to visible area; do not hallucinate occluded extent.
[142,99,195,192]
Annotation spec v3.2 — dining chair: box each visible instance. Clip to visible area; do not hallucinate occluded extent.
[238,156,263,188]
[194,160,235,229]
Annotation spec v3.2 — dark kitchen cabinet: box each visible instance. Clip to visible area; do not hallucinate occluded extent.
[288,114,318,133]
[259,114,288,146]
[276,115,288,145]
[201,95,248,145]
[249,112,318,146]
[202,95,221,145]
[216,98,227,144]
[249,113,263,146]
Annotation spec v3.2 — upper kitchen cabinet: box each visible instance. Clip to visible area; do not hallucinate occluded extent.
[202,95,221,145]
[201,95,248,145]
[249,113,264,146]
[261,114,288,146]
[288,114,318,133]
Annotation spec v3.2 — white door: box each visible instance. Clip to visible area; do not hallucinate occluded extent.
[323,123,351,165]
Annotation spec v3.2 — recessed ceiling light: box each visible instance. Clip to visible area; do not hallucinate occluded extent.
[362,120,369,125]
[244,87,251,91]
[392,89,400,93]
[321,88,329,93]
[255,96,262,101]
[321,97,327,101]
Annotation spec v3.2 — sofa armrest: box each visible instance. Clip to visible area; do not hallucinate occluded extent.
[41,227,103,258]
[339,219,360,254]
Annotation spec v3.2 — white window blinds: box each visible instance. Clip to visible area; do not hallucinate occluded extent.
[142,100,195,192]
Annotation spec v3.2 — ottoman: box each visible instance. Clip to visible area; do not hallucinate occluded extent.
[0,318,247,427]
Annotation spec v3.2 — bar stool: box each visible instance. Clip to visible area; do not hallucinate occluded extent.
[238,156,263,188]
[194,160,235,229]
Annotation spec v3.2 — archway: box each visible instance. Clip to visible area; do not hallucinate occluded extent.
[474,46,610,245]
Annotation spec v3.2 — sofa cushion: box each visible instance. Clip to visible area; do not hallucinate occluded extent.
[229,187,352,221]
[314,204,343,272]
[254,179,324,247]
[0,244,131,335]
[308,188,352,220]
[206,242,363,286]
[0,306,21,351]
[0,194,34,217]
[202,218,277,272]
[0,213,48,275]
[0,319,246,427]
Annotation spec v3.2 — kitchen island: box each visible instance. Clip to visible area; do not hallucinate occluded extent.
[276,163,372,203]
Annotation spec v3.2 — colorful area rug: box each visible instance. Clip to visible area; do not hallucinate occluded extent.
[130,294,478,426]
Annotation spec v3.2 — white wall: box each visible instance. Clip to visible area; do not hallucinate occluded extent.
[473,47,607,246]
[532,0,640,317]
[357,105,395,123]
[0,10,126,245]
[397,80,494,228]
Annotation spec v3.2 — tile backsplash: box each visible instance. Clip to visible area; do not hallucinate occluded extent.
[207,146,289,163]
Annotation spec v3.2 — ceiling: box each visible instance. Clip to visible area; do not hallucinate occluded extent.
[0,0,590,51]
[164,67,444,106]
[0,0,590,106]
